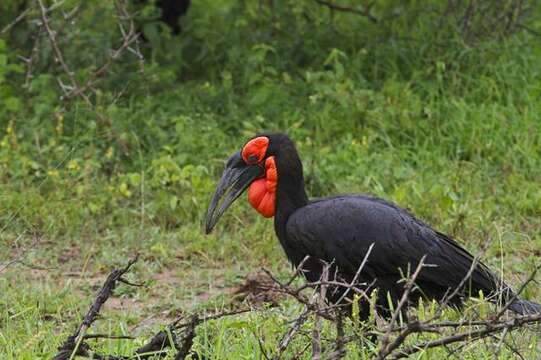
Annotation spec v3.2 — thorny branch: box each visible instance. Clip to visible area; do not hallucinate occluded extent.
[1,5,33,35]
[311,0,532,40]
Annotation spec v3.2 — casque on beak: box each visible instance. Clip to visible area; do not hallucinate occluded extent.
[205,151,265,234]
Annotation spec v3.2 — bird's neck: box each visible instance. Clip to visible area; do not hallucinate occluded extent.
[273,152,309,245]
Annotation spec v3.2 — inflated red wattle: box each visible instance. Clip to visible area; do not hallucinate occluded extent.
[248,156,277,217]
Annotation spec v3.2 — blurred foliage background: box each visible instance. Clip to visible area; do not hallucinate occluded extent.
[0,0,539,236]
[1,0,541,358]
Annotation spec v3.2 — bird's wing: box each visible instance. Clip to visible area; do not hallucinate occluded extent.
[285,195,500,296]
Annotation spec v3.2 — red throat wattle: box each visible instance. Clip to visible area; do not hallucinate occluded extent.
[248,156,277,218]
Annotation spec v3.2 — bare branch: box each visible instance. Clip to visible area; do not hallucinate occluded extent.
[1,5,33,34]
[262,267,337,321]
[83,334,134,340]
[377,256,427,360]
[273,308,310,360]
[53,255,139,360]
[311,262,329,359]
[37,0,86,100]
[313,0,379,23]
[327,313,346,360]
[390,313,541,359]
[494,263,541,318]
[334,243,374,305]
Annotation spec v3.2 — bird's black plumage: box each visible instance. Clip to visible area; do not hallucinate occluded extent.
[286,195,498,315]
[206,132,540,318]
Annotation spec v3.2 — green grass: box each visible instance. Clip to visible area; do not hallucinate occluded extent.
[1,1,541,358]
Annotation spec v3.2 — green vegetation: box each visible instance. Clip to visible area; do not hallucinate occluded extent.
[1,1,540,358]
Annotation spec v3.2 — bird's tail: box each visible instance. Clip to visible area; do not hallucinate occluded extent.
[508,299,541,315]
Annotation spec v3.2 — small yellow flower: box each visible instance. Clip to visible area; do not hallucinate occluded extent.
[6,121,13,135]
[105,147,114,159]
[67,159,80,172]
[119,182,132,198]
[56,113,64,135]
[47,169,59,178]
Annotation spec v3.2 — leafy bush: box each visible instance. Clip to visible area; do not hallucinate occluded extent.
[0,0,540,235]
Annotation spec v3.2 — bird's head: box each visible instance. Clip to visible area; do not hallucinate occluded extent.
[205,133,301,234]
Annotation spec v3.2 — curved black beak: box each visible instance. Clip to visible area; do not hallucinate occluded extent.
[205,151,264,234]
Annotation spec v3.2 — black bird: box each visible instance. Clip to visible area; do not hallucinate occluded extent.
[206,132,540,318]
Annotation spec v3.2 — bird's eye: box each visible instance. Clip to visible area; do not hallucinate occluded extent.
[247,154,258,164]
[242,136,270,165]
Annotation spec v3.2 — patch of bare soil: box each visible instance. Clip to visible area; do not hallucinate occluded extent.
[57,245,81,264]
[231,270,283,307]
[105,296,141,311]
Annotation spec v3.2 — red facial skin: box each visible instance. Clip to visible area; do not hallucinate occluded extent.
[241,137,277,218]
[242,136,269,165]
[248,156,277,217]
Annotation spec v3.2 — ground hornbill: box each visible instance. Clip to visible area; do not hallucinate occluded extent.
[206,132,540,318]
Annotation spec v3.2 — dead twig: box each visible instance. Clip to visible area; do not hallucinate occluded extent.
[37,0,89,101]
[1,5,33,34]
[327,313,346,360]
[53,255,140,360]
[429,238,492,322]
[334,243,374,305]
[312,0,379,23]
[494,263,541,318]
[390,313,541,359]
[376,256,427,360]
[132,308,253,359]
[65,0,141,99]
[51,241,541,360]
[273,308,310,360]
[311,262,329,359]
[262,268,337,321]
[0,233,41,275]
[83,334,134,340]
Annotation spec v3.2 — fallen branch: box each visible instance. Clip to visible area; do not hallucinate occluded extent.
[53,255,140,360]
